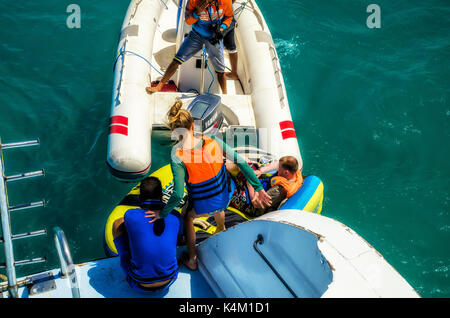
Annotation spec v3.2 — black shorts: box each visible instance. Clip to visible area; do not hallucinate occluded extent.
[223,25,237,52]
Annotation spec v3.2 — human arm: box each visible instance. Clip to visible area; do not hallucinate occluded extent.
[220,0,234,30]
[211,135,262,191]
[255,160,279,177]
[154,160,186,219]
[247,185,287,216]
[186,0,208,25]
[211,135,272,207]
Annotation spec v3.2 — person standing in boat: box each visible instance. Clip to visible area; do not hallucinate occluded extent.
[112,177,183,294]
[145,101,272,271]
[146,0,233,94]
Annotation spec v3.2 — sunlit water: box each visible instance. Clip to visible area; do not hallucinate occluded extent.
[0,0,448,297]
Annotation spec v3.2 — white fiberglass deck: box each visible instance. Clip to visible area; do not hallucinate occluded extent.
[9,248,215,298]
[4,210,419,298]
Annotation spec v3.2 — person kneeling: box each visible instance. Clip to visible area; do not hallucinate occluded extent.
[112,177,183,294]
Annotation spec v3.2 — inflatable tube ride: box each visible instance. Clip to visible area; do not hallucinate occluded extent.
[104,163,324,257]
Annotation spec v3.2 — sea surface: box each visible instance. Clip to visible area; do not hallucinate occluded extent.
[0,0,449,297]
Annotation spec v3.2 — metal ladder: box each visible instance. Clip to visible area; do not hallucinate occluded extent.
[0,138,46,298]
[0,138,80,298]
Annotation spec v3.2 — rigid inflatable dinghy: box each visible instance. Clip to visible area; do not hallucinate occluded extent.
[107,0,301,180]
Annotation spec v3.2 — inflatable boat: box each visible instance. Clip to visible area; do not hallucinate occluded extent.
[107,0,301,180]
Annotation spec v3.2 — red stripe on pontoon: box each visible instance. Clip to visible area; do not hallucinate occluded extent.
[110,125,128,136]
[110,116,128,126]
[281,129,297,140]
[279,120,294,130]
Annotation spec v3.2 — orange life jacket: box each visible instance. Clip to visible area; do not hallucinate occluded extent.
[270,171,304,198]
[176,136,230,214]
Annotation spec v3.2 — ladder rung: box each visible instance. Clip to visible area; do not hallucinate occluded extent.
[0,277,31,289]
[0,229,47,243]
[14,257,46,267]
[9,200,45,212]
[5,169,45,182]
[1,139,40,150]
[0,257,46,268]
[12,229,47,241]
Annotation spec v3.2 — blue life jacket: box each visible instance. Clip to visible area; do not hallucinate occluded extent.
[186,164,232,214]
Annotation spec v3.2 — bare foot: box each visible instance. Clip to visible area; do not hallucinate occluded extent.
[225,72,239,80]
[146,84,163,94]
[181,252,198,271]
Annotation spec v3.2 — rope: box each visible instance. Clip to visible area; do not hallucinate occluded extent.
[159,0,169,10]
[202,47,215,94]
[113,50,163,76]
[234,0,251,20]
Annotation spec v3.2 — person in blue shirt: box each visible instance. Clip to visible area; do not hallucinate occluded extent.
[112,176,183,293]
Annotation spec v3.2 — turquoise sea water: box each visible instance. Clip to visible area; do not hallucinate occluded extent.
[0,0,448,297]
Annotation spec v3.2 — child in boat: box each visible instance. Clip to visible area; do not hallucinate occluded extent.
[112,177,183,294]
[228,155,304,217]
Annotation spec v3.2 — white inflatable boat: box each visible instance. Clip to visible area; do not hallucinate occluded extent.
[107,0,301,180]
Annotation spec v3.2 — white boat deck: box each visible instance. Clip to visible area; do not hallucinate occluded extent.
[7,248,215,298]
[3,210,419,298]
[151,92,255,128]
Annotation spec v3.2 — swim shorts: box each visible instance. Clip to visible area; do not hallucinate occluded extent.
[223,26,237,53]
[174,30,226,73]
[113,234,178,294]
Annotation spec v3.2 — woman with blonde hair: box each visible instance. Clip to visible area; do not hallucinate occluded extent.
[146,100,272,270]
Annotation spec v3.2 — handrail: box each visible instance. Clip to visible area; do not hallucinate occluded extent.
[53,227,80,298]
[0,141,18,298]
[0,137,46,298]
[253,234,298,297]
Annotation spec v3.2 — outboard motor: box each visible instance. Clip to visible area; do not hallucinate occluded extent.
[187,93,224,135]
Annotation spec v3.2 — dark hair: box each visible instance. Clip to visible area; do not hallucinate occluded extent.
[279,156,299,174]
[139,176,163,202]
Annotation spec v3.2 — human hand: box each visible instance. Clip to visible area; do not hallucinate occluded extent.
[257,189,272,208]
[145,210,160,223]
[251,190,272,209]
[254,170,262,178]
[251,194,262,209]
[219,27,224,33]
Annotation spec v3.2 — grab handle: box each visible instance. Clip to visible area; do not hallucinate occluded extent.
[253,234,297,297]
[53,227,80,298]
